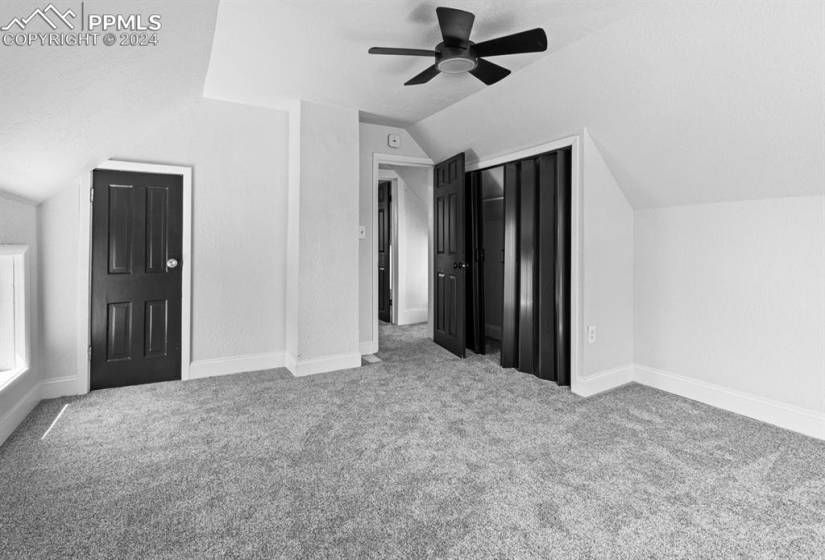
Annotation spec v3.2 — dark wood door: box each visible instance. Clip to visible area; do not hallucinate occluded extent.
[433,153,467,357]
[377,180,392,323]
[91,170,183,390]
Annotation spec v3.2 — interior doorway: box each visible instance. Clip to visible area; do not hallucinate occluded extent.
[377,180,392,323]
[480,167,505,347]
[464,148,573,385]
[427,146,574,385]
[90,169,184,390]
[375,164,431,334]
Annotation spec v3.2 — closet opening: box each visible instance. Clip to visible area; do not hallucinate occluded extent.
[465,147,572,385]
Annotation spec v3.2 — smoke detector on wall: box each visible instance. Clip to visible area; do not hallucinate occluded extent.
[387,134,401,149]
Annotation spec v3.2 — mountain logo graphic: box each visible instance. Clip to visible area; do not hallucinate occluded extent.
[1,4,77,31]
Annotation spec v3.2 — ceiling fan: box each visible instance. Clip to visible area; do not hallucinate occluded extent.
[368,6,548,86]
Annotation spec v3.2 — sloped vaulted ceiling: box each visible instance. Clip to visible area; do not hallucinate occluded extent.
[0,0,219,201]
[408,1,825,208]
[203,0,657,125]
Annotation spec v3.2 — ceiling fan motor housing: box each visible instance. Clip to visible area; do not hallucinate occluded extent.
[368,7,547,86]
[435,42,478,74]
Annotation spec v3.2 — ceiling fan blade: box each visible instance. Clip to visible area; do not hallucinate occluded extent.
[405,65,441,86]
[436,7,475,45]
[369,47,436,56]
[474,28,548,57]
[470,58,511,85]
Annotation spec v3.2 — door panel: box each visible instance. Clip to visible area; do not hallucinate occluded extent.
[553,149,572,385]
[107,186,133,274]
[537,153,559,381]
[501,163,520,367]
[517,159,537,373]
[377,180,392,323]
[144,299,168,357]
[145,186,169,273]
[106,302,133,361]
[433,153,466,357]
[91,170,183,390]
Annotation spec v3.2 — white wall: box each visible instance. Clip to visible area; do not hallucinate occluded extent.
[38,186,79,387]
[124,99,290,363]
[289,101,361,369]
[38,98,291,388]
[0,194,39,443]
[635,196,825,414]
[581,132,634,377]
[359,123,430,351]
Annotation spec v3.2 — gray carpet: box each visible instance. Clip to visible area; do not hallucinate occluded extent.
[2,322,824,559]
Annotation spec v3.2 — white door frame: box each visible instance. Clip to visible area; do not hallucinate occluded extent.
[77,160,193,394]
[369,153,433,354]
[466,134,583,390]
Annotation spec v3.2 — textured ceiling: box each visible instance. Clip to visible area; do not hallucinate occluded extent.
[204,0,655,125]
[0,0,219,201]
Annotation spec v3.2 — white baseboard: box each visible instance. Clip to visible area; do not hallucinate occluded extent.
[286,352,362,377]
[188,352,285,380]
[572,364,635,397]
[359,341,378,355]
[635,365,825,441]
[398,307,428,326]
[41,376,83,399]
[0,380,41,447]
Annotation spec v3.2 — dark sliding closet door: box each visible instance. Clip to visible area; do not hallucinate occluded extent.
[501,148,572,385]
[466,171,485,354]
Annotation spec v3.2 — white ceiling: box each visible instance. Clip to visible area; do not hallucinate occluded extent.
[409,1,825,207]
[204,0,656,125]
[0,0,218,201]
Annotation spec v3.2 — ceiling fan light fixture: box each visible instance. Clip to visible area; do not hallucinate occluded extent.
[368,7,548,86]
[436,55,477,74]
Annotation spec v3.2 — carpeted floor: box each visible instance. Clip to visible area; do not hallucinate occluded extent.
[2,322,824,559]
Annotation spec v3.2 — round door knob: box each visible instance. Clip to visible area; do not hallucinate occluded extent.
[166,258,179,269]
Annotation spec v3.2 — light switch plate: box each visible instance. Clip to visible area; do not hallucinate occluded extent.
[387,134,401,149]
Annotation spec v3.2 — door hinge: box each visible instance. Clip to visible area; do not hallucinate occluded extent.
[89,188,94,203]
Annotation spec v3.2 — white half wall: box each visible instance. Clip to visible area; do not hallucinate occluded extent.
[634,196,825,413]
[289,100,361,369]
